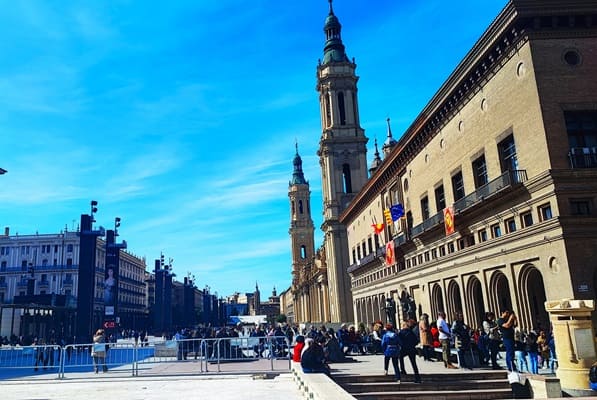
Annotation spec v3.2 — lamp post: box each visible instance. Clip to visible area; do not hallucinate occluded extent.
[0,168,6,175]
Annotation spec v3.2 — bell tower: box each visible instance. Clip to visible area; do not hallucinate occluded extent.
[317,0,368,323]
[288,144,315,323]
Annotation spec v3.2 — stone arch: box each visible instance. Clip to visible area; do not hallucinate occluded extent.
[518,264,548,332]
[489,270,512,315]
[431,283,444,318]
[446,279,462,320]
[465,276,485,328]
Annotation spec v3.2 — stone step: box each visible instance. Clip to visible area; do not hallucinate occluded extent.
[333,370,507,384]
[351,387,514,400]
[342,379,510,393]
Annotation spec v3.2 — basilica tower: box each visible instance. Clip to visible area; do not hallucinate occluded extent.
[288,144,315,322]
[316,1,368,323]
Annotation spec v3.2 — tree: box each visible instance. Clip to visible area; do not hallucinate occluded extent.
[276,314,287,324]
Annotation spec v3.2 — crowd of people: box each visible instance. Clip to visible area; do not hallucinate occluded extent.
[293,309,559,380]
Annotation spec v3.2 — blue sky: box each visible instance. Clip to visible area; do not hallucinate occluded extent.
[0,1,506,298]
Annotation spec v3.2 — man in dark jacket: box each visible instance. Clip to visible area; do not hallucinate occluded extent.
[398,321,421,383]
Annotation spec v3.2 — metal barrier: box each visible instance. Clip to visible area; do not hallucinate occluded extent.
[134,338,206,375]
[0,344,62,378]
[60,342,137,378]
[199,336,292,373]
[0,336,293,379]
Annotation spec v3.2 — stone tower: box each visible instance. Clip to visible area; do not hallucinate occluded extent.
[288,144,315,322]
[316,0,368,323]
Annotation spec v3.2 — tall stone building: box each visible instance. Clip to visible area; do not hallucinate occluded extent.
[316,1,369,323]
[289,145,330,323]
[340,0,597,331]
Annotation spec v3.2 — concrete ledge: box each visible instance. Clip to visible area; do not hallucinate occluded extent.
[291,362,355,400]
[522,373,562,398]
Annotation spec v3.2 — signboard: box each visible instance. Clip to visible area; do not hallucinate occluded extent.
[103,320,116,329]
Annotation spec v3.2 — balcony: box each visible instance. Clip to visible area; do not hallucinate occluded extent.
[347,246,385,273]
[569,147,597,168]
[411,169,527,238]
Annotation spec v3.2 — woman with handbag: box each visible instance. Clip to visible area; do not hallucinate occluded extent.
[91,329,108,373]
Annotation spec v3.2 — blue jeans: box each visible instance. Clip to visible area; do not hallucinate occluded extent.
[503,338,516,372]
[515,350,528,372]
[528,351,538,374]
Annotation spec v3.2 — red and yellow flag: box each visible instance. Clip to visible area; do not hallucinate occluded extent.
[383,208,393,226]
[444,206,455,236]
[372,223,385,235]
[385,240,395,265]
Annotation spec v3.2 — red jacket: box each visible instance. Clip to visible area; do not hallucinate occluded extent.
[293,342,305,362]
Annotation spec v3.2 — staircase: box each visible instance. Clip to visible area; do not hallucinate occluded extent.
[334,370,513,400]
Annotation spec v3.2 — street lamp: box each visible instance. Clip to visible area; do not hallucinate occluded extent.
[0,168,6,175]
[90,200,98,222]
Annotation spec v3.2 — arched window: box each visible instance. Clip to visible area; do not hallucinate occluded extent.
[299,200,304,214]
[342,163,352,193]
[291,201,295,216]
[300,245,307,259]
[338,92,346,125]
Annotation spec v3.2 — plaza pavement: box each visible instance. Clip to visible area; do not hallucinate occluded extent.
[2,349,594,400]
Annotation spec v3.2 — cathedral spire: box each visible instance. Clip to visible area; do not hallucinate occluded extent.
[382,117,397,157]
[290,142,308,185]
[322,0,349,64]
[369,137,382,175]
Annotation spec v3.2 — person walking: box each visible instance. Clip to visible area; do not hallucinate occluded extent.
[418,314,433,361]
[483,312,501,370]
[497,310,517,372]
[526,330,539,374]
[399,321,421,383]
[437,312,457,369]
[91,329,108,373]
[381,323,403,383]
[452,312,472,370]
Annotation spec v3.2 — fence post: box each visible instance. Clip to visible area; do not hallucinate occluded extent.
[217,338,221,373]
[270,338,274,371]
[132,342,137,376]
[59,345,65,379]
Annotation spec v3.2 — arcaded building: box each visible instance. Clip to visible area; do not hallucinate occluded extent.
[341,0,597,331]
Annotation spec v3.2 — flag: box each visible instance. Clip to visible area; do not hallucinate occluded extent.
[385,240,395,266]
[444,206,455,236]
[383,209,393,226]
[390,204,404,221]
[372,223,384,235]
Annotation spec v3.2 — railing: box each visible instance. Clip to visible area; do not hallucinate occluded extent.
[347,247,385,273]
[568,147,597,168]
[454,169,526,213]
[410,170,527,238]
[0,336,292,380]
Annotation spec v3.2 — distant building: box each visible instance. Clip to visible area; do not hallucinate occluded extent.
[0,226,147,340]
